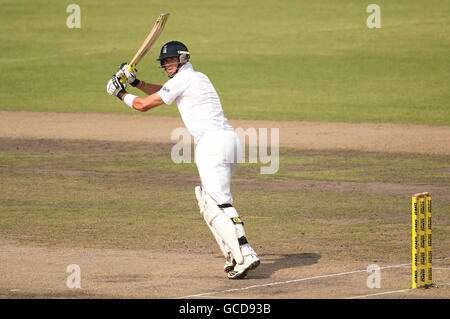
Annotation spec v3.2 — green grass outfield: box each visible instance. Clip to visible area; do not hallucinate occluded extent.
[0,0,449,124]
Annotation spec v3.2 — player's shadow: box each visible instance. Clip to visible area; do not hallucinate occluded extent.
[249,253,320,279]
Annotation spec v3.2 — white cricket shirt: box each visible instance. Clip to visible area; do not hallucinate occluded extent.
[157,62,233,144]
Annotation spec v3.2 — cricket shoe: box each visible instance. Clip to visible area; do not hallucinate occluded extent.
[227,254,260,279]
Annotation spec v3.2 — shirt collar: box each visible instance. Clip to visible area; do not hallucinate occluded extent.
[179,62,193,72]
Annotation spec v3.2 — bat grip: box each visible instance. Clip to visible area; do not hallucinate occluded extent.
[119,63,136,84]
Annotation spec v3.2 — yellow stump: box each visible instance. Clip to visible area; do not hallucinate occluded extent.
[412,192,432,289]
[411,195,419,288]
[424,192,432,287]
[418,195,426,287]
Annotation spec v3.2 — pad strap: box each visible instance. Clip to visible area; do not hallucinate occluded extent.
[238,236,248,245]
[218,203,233,209]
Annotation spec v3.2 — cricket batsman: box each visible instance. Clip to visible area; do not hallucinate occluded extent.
[106,41,260,279]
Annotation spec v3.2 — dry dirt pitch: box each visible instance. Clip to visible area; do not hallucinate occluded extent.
[0,111,449,299]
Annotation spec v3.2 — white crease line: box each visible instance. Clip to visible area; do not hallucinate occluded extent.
[345,288,412,299]
[173,263,411,299]
[173,257,450,299]
[196,295,258,299]
[347,282,450,299]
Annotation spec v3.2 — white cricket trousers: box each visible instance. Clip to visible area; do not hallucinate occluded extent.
[195,129,256,257]
[195,129,243,205]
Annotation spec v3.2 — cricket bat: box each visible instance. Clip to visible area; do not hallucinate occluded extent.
[120,12,170,83]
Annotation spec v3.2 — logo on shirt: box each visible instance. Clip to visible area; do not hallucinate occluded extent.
[162,86,171,93]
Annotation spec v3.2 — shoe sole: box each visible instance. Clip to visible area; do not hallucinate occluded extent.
[228,260,260,280]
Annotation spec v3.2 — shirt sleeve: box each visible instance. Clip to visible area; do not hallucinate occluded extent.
[157,75,189,105]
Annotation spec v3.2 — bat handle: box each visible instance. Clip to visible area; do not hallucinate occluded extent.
[128,63,136,72]
[119,63,136,84]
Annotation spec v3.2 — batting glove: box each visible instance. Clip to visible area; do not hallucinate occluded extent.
[106,75,127,100]
[116,62,140,87]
